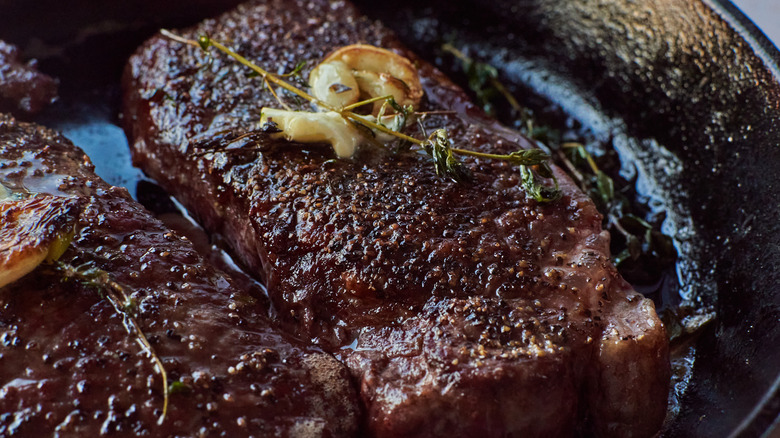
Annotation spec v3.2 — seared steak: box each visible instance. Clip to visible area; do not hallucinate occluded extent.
[122,1,670,436]
[0,113,359,437]
[0,41,57,117]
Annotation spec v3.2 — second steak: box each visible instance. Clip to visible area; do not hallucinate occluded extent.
[0,113,359,437]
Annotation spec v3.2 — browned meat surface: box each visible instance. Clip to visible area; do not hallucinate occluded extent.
[122,1,670,436]
[0,113,359,437]
[0,41,57,117]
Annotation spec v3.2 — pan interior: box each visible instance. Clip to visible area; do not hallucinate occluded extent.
[2,0,779,435]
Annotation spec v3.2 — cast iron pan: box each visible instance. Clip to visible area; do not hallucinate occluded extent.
[0,0,777,436]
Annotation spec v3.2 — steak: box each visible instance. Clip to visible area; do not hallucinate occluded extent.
[0,41,57,117]
[122,1,670,436]
[0,113,359,437]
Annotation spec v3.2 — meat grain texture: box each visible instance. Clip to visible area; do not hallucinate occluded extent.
[0,114,359,437]
[122,1,671,436]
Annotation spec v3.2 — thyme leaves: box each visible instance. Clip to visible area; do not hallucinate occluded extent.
[520,163,562,203]
[442,43,521,117]
[442,43,676,275]
[423,129,471,182]
[560,143,676,271]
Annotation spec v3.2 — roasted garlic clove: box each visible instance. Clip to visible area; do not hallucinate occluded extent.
[263,44,424,158]
[312,44,423,114]
[353,71,414,115]
[1,195,82,288]
[261,108,364,158]
[309,60,360,109]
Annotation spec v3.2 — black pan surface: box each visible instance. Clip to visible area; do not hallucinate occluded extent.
[0,0,777,436]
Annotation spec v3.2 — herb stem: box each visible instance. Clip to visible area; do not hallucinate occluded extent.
[160,29,200,48]
[490,78,521,112]
[416,110,457,116]
[344,113,424,144]
[162,32,420,145]
[165,32,477,151]
[342,94,395,111]
[562,142,600,174]
[105,288,169,426]
[442,43,520,112]
[205,38,320,106]
[608,214,634,240]
[161,31,560,200]
[55,261,170,425]
[453,148,524,161]
[264,78,292,111]
[556,149,586,184]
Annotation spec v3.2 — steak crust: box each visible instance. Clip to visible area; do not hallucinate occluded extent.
[0,41,57,117]
[122,1,670,436]
[0,114,359,437]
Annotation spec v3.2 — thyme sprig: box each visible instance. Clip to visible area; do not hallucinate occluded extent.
[442,43,521,117]
[54,261,170,425]
[160,30,560,201]
[442,43,676,272]
[423,129,470,182]
[559,143,675,269]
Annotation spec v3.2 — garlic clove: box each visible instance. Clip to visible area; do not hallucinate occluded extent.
[320,44,423,110]
[261,108,364,158]
[354,71,415,115]
[1,195,82,288]
[309,60,360,109]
